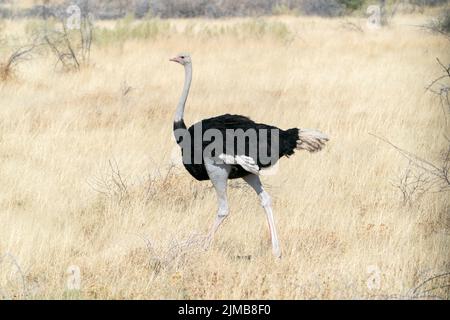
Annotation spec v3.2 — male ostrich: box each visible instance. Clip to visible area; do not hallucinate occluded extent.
[170,53,328,258]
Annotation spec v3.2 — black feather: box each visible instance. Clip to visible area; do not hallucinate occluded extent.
[174,114,299,181]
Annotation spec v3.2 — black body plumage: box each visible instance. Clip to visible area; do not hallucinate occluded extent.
[174,114,300,181]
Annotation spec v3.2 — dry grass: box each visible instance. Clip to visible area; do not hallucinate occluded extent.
[0,14,449,299]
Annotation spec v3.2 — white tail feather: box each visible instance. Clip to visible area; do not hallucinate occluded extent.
[296,129,329,153]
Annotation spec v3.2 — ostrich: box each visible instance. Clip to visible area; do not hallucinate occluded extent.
[170,53,328,258]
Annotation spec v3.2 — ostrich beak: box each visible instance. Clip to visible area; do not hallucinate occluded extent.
[169,57,181,64]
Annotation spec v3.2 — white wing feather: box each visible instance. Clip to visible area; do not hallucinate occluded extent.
[218,154,260,175]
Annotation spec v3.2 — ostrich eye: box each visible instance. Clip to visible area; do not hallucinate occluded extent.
[180,56,185,59]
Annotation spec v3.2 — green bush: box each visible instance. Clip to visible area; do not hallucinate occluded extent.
[226,19,293,42]
[428,9,450,36]
[438,9,450,34]
[337,0,366,11]
[94,17,292,45]
[94,18,172,46]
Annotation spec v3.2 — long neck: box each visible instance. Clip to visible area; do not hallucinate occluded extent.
[174,63,192,124]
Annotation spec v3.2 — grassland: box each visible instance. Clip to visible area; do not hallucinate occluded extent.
[0,13,449,299]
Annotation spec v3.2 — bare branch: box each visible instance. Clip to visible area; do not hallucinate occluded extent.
[370,133,450,194]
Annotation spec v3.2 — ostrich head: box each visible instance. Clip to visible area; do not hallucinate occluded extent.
[169,53,191,66]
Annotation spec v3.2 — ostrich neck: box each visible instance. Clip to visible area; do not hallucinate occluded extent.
[174,64,192,123]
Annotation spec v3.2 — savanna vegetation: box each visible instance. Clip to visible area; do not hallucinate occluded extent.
[0,1,449,299]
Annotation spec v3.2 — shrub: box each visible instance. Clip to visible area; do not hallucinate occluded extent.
[0,45,36,82]
[437,9,450,35]
[300,0,345,17]
[337,0,366,11]
[94,18,171,46]
[410,0,449,6]
[232,19,293,41]
[428,8,450,36]
[150,0,276,18]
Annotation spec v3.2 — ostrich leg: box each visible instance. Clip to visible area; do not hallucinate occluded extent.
[243,174,281,258]
[204,161,231,249]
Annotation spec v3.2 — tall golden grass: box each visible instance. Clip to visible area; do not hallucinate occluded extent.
[0,13,449,299]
